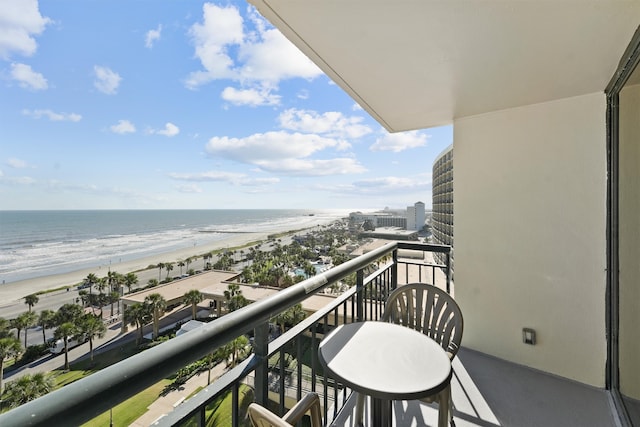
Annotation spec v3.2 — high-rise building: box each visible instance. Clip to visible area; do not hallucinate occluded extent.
[431,145,453,270]
[406,201,426,231]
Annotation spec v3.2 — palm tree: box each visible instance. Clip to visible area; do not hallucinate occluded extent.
[24,294,39,312]
[223,283,248,313]
[165,262,174,280]
[109,290,120,317]
[288,303,306,327]
[144,293,167,340]
[225,335,249,368]
[54,322,77,371]
[84,273,99,296]
[124,303,150,344]
[3,372,53,408]
[303,261,316,278]
[147,278,159,288]
[123,272,138,294]
[79,314,106,362]
[272,303,306,335]
[56,303,83,324]
[96,277,108,317]
[0,336,22,394]
[78,290,89,307]
[183,290,204,320]
[178,260,185,275]
[38,310,56,344]
[107,270,119,292]
[271,311,289,336]
[156,262,165,281]
[0,317,10,338]
[15,311,37,347]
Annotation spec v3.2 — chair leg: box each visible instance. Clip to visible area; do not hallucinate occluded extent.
[437,384,451,427]
[448,384,455,426]
[355,393,365,427]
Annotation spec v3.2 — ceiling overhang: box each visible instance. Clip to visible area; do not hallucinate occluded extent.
[249,0,640,132]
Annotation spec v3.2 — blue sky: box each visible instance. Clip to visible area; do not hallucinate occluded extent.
[0,0,452,211]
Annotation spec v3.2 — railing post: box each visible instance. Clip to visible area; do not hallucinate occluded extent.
[392,247,398,290]
[254,322,270,406]
[445,250,451,293]
[356,269,364,322]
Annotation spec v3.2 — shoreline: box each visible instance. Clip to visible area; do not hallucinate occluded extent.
[0,220,336,304]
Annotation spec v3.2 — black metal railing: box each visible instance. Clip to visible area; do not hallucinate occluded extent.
[0,242,450,427]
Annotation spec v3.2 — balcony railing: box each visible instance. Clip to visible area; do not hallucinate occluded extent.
[0,242,451,427]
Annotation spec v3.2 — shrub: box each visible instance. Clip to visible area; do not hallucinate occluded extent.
[19,344,50,364]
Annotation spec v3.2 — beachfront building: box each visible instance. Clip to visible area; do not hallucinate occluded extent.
[406,201,426,231]
[358,227,418,241]
[349,202,425,231]
[4,4,640,426]
[348,210,406,230]
[431,145,453,271]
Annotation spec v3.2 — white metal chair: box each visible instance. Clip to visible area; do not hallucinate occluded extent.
[356,283,464,426]
[248,392,322,427]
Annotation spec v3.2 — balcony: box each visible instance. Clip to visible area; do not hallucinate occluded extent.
[0,242,617,426]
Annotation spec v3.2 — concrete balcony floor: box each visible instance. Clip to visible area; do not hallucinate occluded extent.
[331,348,617,427]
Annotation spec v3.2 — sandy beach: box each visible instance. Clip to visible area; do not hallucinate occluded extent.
[0,220,336,304]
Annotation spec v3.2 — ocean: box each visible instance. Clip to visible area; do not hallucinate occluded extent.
[0,209,351,284]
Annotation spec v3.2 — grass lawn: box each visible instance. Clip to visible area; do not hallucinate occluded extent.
[81,379,172,427]
[45,339,175,426]
[180,383,254,427]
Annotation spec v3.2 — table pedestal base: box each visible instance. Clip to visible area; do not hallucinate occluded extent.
[371,397,392,427]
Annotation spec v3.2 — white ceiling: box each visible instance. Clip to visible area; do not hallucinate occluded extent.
[249,0,640,132]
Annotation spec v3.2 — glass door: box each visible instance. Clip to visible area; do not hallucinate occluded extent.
[607,28,640,427]
[618,62,640,426]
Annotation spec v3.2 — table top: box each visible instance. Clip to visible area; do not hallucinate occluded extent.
[318,321,452,401]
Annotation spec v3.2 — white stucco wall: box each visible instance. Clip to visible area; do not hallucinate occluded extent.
[453,92,607,387]
[618,83,640,399]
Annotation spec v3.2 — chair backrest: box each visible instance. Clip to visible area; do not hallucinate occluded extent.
[248,403,293,427]
[382,283,463,359]
[248,392,322,427]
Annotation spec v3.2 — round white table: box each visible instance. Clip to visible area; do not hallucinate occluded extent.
[318,321,452,427]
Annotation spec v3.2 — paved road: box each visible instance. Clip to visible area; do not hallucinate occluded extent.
[3,304,195,384]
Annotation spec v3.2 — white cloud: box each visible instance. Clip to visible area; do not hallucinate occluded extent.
[206,131,364,176]
[278,109,372,139]
[0,174,36,185]
[255,157,366,176]
[238,26,321,83]
[145,24,162,48]
[185,3,243,88]
[325,175,432,195]
[94,65,121,94]
[170,170,279,186]
[175,183,203,193]
[22,108,81,122]
[370,130,429,152]
[10,62,47,90]
[110,120,136,134]
[155,122,180,137]
[207,131,348,161]
[185,3,321,93]
[221,86,280,107]
[6,157,30,168]
[0,0,51,59]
